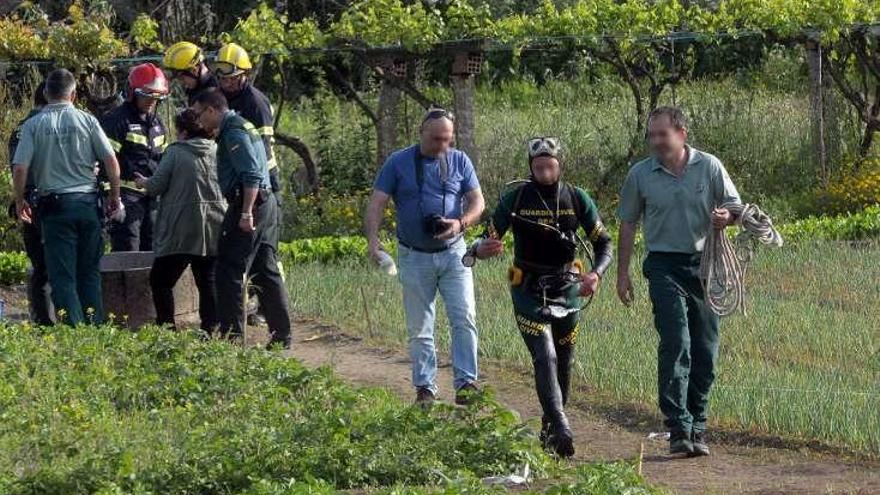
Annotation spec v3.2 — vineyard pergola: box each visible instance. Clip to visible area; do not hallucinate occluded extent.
[3,0,880,191]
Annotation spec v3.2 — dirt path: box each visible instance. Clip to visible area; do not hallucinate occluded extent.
[284,317,880,495]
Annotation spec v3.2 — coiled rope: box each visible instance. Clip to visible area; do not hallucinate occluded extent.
[701,203,784,316]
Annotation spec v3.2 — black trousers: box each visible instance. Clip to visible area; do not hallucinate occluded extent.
[216,193,291,345]
[517,311,579,434]
[21,212,54,325]
[110,192,153,252]
[150,254,218,332]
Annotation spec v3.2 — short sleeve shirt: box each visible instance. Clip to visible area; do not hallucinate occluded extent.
[374,145,480,251]
[13,102,114,195]
[617,146,741,254]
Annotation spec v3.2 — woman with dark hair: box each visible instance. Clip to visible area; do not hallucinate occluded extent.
[135,109,226,332]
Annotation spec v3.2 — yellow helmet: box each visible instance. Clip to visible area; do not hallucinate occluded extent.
[163,41,204,71]
[214,43,252,76]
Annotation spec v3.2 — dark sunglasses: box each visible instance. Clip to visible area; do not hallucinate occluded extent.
[134,88,168,101]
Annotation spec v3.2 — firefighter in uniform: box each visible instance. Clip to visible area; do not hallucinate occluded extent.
[100,63,169,252]
[213,43,282,195]
[162,41,219,105]
[472,137,613,458]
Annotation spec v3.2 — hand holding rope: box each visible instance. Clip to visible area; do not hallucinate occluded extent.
[701,202,783,316]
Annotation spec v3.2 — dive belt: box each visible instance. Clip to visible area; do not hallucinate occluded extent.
[509,259,586,319]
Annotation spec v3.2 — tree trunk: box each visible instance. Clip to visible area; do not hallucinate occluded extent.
[451,73,479,167]
[807,43,830,183]
[859,123,877,160]
[376,78,401,166]
[274,132,320,193]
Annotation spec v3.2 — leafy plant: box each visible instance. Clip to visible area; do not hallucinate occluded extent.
[129,13,163,53]
[817,156,880,214]
[0,324,553,493]
[0,251,29,286]
[779,205,880,242]
[45,0,129,70]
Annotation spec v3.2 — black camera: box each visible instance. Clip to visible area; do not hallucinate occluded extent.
[423,214,447,237]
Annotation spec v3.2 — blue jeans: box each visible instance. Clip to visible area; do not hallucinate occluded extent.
[398,238,479,394]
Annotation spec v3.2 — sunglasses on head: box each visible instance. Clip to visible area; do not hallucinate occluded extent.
[528,136,561,158]
[422,108,455,124]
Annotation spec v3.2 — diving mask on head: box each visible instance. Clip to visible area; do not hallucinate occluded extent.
[528,136,561,161]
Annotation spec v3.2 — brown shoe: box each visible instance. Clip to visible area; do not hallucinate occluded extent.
[454,382,480,406]
[415,387,435,408]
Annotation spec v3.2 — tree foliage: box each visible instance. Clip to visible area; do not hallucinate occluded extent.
[4,0,880,159]
[0,0,128,70]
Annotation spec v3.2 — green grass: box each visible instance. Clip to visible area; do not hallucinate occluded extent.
[287,241,880,456]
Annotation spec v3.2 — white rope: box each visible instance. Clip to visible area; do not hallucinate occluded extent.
[701,203,784,316]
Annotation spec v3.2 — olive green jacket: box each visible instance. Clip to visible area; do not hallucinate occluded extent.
[144,138,226,257]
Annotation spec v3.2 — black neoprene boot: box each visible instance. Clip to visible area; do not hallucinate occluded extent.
[524,330,575,458]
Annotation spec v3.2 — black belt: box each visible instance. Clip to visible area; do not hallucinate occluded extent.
[42,191,97,200]
[399,241,450,254]
[515,258,573,275]
[225,187,271,206]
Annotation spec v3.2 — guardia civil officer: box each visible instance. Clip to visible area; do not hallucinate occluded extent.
[191,88,292,348]
[617,106,742,457]
[12,69,122,324]
[473,137,612,457]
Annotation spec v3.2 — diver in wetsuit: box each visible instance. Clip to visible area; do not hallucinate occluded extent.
[469,137,613,457]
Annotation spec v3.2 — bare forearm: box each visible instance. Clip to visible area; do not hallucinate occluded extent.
[241,187,258,213]
[461,190,485,228]
[12,166,27,202]
[103,157,121,200]
[364,192,389,245]
[617,222,637,277]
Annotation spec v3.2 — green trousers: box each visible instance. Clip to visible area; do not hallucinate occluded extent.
[642,252,719,435]
[41,194,105,325]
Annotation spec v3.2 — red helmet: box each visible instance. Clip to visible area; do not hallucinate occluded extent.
[128,63,169,101]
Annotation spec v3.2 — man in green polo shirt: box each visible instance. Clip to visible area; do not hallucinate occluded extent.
[12,69,122,325]
[616,106,741,457]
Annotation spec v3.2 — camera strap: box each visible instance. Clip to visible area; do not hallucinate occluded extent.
[413,146,448,217]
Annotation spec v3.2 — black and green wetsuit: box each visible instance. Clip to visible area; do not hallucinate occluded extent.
[485,179,612,450]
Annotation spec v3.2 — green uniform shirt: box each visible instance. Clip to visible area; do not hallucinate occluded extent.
[12,102,114,196]
[617,146,741,254]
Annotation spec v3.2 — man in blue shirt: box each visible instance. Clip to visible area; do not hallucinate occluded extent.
[191,88,291,349]
[364,107,485,406]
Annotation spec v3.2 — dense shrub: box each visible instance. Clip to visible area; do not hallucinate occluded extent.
[779,205,880,242]
[285,190,395,240]
[816,156,880,215]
